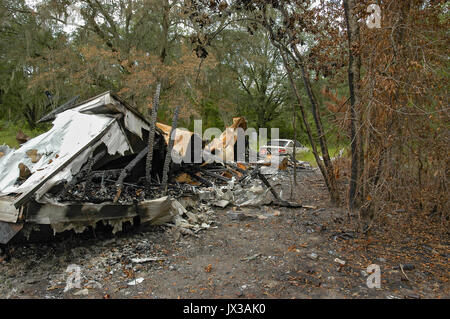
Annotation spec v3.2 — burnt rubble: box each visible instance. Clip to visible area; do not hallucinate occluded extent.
[0,91,308,244]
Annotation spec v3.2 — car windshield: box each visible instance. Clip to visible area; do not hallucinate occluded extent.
[267,140,289,147]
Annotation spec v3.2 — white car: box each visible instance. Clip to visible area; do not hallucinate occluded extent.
[259,139,309,157]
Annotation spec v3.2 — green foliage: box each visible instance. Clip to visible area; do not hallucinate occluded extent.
[296,146,349,167]
[0,119,49,148]
[0,0,345,152]
[197,100,225,131]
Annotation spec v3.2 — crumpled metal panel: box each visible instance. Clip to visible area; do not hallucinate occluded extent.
[25,196,176,228]
[0,91,151,208]
[0,197,20,223]
[156,122,202,163]
[204,117,248,163]
[0,111,116,197]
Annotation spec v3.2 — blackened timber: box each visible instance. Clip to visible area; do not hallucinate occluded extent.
[225,162,247,174]
[187,171,213,187]
[90,169,122,180]
[61,149,107,197]
[114,146,148,203]
[200,169,231,183]
[238,165,259,183]
[83,150,108,194]
[145,83,161,185]
[257,171,301,208]
[161,105,181,194]
[37,95,80,123]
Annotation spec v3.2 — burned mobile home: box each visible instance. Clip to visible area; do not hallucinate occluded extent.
[0,92,303,244]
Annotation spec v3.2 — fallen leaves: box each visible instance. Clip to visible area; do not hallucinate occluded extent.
[287,243,307,252]
[204,264,213,273]
[16,130,30,144]
[175,173,200,185]
[122,267,134,278]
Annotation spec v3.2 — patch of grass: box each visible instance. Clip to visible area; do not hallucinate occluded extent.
[0,120,48,148]
[296,145,348,167]
[296,150,318,166]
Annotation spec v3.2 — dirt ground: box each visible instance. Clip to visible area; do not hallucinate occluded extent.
[0,169,448,299]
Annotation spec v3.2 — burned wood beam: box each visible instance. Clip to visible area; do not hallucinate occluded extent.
[257,170,282,202]
[106,179,139,188]
[187,171,213,187]
[238,165,259,183]
[225,162,247,174]
[225,166,242,178]
[90,169,123,180]
[200,169,231,183]
[137,176,160,185]
[257,170,302,208]
[145,83,161,185]
[114,146,148,203]
[37,95,80,123]
[161,105,181,195]
[61,149,107,197]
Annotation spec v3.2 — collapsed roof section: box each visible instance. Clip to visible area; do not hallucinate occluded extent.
[0,91,158,208]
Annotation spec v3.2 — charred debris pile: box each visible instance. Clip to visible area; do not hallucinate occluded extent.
[0,92,307,244]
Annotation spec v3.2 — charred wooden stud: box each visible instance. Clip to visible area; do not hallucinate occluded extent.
[257,168,301,208]
[60,149,106,198]
[145,83,161,185]
[114,146,148,203]
[161,105,181,195]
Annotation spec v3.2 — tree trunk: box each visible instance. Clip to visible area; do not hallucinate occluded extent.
[343,0,363,211]
[262,8,339,204]
[278,47,333,200]
[297,61,339,204]
[275,5,340,204]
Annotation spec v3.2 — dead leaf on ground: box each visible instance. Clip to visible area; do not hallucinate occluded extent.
[205,264,213,273]
[175,173,200,185]
[16,130,30,144]
[237,163,247,170]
